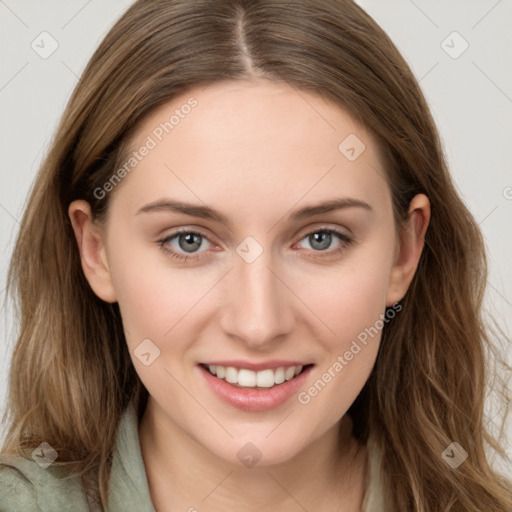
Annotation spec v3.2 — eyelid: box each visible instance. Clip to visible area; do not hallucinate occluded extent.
[157,227,216,262]
[158,224,353,261]
[293,226,353,255]
[296,223,353,241]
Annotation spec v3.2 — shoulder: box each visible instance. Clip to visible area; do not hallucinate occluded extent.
[0,457,39,511]
[0,453,90,512]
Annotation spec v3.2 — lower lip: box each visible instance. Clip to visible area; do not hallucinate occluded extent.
[199,365,313,412]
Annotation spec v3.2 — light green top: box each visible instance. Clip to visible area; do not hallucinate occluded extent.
[0,403,386,511]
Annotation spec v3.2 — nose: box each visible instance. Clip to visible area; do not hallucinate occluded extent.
[218,248,295,349]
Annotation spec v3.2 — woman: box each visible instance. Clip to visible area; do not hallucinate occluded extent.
[1,1,511,510]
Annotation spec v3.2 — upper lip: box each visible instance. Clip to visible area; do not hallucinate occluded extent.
[200,360,312,371]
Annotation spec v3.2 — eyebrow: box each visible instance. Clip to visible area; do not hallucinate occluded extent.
[135,197,372,225]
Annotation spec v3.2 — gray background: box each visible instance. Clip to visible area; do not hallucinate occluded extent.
[1,0,511,477]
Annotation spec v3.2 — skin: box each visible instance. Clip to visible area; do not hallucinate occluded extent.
[69,79,430,511]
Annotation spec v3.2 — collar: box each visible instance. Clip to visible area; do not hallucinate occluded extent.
[107,402,156,512]
[107,403,386,511]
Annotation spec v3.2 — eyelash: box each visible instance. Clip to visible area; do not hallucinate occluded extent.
[157,227,354,262]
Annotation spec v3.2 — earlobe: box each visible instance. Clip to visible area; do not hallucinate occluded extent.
[68,200,117,303]
[386,194,431,306]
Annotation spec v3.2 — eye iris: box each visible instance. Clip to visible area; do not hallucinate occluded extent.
[178,233,202,252]
[309,231,332,251]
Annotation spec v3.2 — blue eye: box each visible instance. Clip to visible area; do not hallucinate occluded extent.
[158,230,212,261]
[297,228,353,254]
[158,227,353,263]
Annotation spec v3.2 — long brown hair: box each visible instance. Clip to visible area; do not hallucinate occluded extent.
[2,1,511,510]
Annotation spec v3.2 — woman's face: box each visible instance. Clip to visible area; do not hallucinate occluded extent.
[71,79,427,466]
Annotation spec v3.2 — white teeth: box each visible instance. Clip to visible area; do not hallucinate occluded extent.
[274,367,285,384]
[238,369,256,387]
[225,366,238,384]
[284,367,295,381]
[256,369,275,388]
[205,364,305,388]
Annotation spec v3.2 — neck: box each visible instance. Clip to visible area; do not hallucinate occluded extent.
[139,398,367,512]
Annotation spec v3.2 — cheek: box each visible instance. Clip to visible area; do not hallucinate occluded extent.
[291,238,394,416]
[108,222,395,351]
[291,241,395,349]
[107,248,208,402]
[105,230,196,350]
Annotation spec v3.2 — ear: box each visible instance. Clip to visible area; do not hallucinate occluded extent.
[68,200,117,303]
[386,194,430,306]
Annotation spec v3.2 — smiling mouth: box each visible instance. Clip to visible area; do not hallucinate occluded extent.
[200,363,312,389]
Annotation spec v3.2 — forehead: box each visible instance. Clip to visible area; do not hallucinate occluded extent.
[109,79,390,222]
